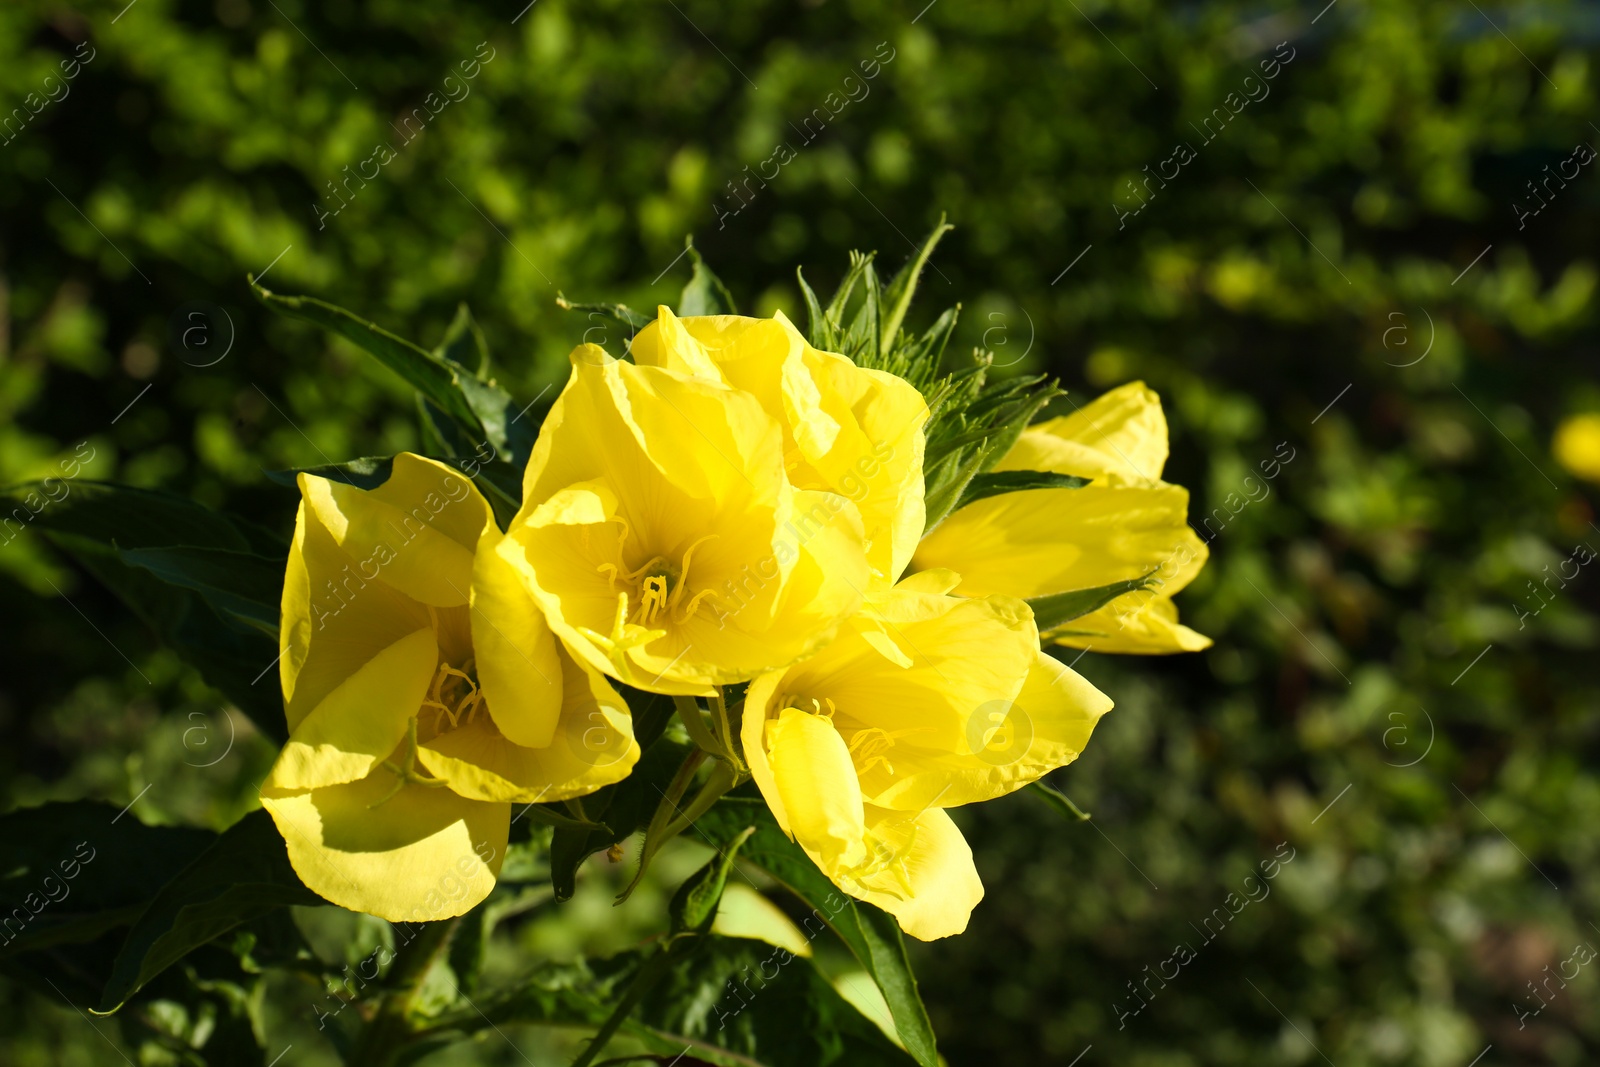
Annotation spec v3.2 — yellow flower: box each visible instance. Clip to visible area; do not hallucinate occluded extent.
[631,306,928,585]
[260,454,638,922]
[739,570,1112,940]
[503,347,872,694]
[911,381,1210,654]
[1553,413,1600,484]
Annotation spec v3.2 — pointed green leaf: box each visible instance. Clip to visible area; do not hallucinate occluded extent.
[678,241,738,316]
[0,802,215,961]
[1026,572,1160,633]
[879,216,952,357]
[98,810,323,1013]
[118,546,282,636]
[797,267,834,351]
[696,798,940,1067]
[433,302,489,376]
[954,470,1091,510]
[250,277,484,437]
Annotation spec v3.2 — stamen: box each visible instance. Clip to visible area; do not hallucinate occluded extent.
[636,574,669,624]
[668,535,718,610]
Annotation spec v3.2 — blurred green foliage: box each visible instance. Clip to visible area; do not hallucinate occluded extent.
[2,0,1598,1063]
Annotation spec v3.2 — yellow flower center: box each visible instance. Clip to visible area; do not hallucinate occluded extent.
[419,660,484,734]
[368,659,485,809]
[597,533,725,627]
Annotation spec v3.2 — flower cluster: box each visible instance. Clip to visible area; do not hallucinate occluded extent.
[262,305,1208,940]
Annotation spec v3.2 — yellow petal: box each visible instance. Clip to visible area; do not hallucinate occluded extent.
[998,381,1168,486]
[279,499,433,734]
[847,806,983,941]
[302,454,491,608]
[261,772,507,923]
[864,648,1113,811]
[912,483,1207,600]
[892,568,962,596]
[1050,593,1212,654]
[635,306,927,585]
[511,352,869,691]
[416,643,639,802]
[765,706,867,869]
[471,526,564,749]
[266,627,438,792]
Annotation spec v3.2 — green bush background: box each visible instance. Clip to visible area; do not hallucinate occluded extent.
[3,0,1597,1063]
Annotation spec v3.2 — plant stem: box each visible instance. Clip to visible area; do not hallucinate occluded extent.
[348,916,460,1067]
[672,693,723,758]
[569,945,679,1067]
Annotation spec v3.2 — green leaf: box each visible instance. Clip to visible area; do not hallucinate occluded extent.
[631,935,920,1067]
[953,469,1091,510]
[1027,781,1092,821]
[98,809,323,1013]
[797,267,834,351]
[669,827,755,937]
[696,799,939,1067]
[879,215,952,357]
[5,483,286,738]
[433,302,489,376]
[250,277,484,438]
[677,240,737,316]
[547,734,694,901]
[2,481,249,552]
[0,802,215,960]
[118,545,282,636]
[1026,572,1160,633]
[427,936,917,1067]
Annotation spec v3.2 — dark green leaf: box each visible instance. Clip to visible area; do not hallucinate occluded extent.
[433,302,489,376]
[1026,572,1160,633]
[426,936,916,1067]
[6,483,286,737]
[547,736,693,901]
[633,935,919,1067]
[696,799,939,1067]
[119,545,282,635]
[677,242,737,316]
[953,469,1091,510]
[0,802,215,960]
[250,277,485,438]
[98,810,323,1013]
[2,481,249,552]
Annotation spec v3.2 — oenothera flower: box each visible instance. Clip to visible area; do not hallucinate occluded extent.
[912,381,1210,654]
[502,348,871,693]
[631,306,928,585]
[261,454,638,922]
[740,570,1112,939]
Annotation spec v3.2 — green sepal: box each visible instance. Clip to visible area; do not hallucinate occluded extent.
[1026,571,1160,633]
[954,469,1091,510]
